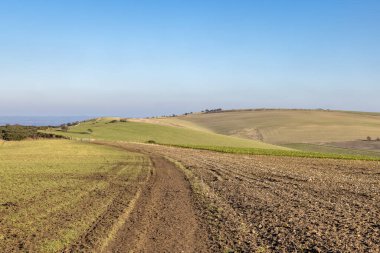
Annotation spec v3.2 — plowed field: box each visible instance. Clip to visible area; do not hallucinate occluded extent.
[112,142,380,252]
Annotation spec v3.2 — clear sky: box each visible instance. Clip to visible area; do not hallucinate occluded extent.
[0,0,379,117]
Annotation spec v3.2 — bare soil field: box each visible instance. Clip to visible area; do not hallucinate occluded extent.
[112,142,380,252]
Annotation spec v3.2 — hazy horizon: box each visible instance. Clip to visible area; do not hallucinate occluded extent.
[1,107,380,122]
[1,1,379,116]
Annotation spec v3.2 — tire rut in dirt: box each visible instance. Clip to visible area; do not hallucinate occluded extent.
[65,160,150,253]
[104,155,207,253]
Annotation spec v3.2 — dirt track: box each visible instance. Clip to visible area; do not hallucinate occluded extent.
[103,155,207,252]
[63,142,208,253]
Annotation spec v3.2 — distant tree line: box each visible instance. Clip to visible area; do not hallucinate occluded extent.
[0,125,66,141]
[202,108,223,114]
[66,121,80,126]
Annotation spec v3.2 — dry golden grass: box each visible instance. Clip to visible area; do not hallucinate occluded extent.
[158,109,380,144]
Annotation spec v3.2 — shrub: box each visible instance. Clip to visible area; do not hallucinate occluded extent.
[0,125,39,141]
[61,125,69,132]
[109,120,119,123]
[367,136,372,141]
[146,140,156,144]
[67,121,79,126]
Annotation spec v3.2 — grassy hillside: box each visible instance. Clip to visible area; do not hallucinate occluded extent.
[154,109,380,144]
[0,140,151,252]
[44,118,286,150]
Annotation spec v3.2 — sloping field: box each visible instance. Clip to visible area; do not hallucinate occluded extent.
[0,140,152,252]
[154,110,380,144]
[45,118,285,149]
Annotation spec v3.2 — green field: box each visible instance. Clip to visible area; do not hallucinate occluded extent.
[44,118,286,150]
[153,109,380,144]
[0,140,151,252]
[164,144,380,161]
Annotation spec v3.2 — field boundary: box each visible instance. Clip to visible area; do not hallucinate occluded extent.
[88,139,380,161]
[60,137,380,162]
[160,143,380,161]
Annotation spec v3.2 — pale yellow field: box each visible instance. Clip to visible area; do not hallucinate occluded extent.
[129,117,213,133]
[150,110,380,144]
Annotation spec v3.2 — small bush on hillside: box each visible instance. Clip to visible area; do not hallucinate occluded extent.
[67,121,80,126]
[376,137,380,141]
[109,120,119,123]
[120,118,128,122]
[87,129,93,134]
[61,125,69,132]
[367,136,372,141]
[146,140,156,144]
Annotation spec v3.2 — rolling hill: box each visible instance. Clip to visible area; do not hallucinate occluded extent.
[146,109,380,145]
[44,118,286,150]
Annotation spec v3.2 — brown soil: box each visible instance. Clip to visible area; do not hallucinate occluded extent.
[102,154,207,252]
[114,142,380,253]
[78,142,208,252]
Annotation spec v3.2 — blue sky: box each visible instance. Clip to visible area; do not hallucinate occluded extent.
[0,0,379,116]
